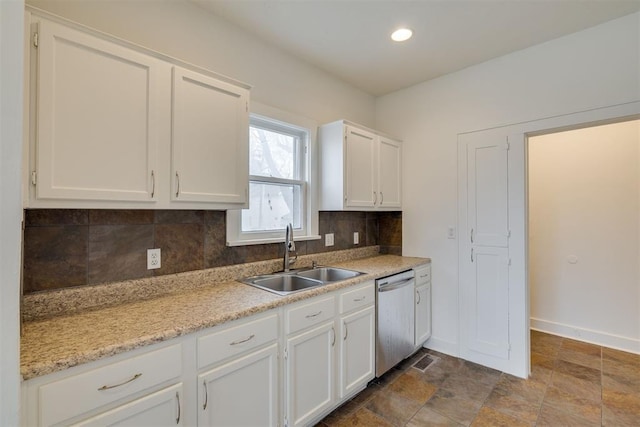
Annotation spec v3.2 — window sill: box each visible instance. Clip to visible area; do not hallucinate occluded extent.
[226,234,321,247]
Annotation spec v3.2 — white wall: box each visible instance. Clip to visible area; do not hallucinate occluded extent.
[0,0,24,424]
[529,120,640,352]
[26,0,375,128]
[376,12,640,355]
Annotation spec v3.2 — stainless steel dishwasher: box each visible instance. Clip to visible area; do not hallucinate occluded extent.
[376,269,415,377]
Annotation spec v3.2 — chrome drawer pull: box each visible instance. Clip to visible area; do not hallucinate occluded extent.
[97,373,142,391]
[353,296,366,302]
[230,334,255,346]
[305,311,322,319]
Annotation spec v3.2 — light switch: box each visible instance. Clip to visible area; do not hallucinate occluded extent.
[447,227,456,239]
[353,232,359,245]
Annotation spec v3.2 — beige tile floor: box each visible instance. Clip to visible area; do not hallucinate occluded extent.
[317,331,640,426]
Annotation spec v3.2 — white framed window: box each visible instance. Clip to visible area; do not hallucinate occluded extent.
[226,103,319,246]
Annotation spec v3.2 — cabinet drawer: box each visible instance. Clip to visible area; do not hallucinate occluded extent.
[39,344,181,426]
[339,282,374,314]
[286,296,335,335]
[414,264,431,285]
[198,313,278,369]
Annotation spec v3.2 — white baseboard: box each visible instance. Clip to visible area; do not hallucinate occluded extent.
[531,318,640,355]
[422,336,458,357]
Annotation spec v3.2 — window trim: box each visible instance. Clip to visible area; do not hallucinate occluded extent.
[226,102,320,246]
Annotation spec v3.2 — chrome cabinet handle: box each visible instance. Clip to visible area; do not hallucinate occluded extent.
[230,334,255,346]
[373,191,378,205]
[202,380,208,410]
[97,373,142,391]
[471,248,474,262]
[470,228,474,243]
[416,289,421,305]
[343,322,348,341]
[331,327,336,347]
[306,311,322,319]
[151,170,155,198]
[176,391,180,424]
[353,296,365,302]
[175,172,180,198]
[380,192,384,204]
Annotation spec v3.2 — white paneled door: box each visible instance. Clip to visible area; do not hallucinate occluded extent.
[459,129,511,372]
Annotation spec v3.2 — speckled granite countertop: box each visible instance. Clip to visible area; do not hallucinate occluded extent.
[21,253,429,380]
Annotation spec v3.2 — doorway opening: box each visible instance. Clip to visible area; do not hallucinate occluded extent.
[527,119,640,355]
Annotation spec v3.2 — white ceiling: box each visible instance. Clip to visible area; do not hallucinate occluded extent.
[190,0,640,97]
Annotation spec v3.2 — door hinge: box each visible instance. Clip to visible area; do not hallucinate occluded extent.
[508,258,512,266]
[33,32,38,48]
[504,142,510,151]
[507,230,511,238]
[31,171,37,186]
[283,347,288,360]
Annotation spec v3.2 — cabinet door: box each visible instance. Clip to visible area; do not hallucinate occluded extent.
[171,66,248,205]
[338,306,375,399]
[378,136,402,209]
[72,384,182,427]
[415,284,432,347]
[198,344,278,427]
[344,126,376,208]
[35,19,160,202]
[285,322,335,427]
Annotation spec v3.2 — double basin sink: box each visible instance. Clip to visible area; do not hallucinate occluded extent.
[241,267,364,295]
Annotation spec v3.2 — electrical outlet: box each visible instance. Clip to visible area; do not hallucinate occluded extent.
[447,227,456,239]
[353,232,359,245]
[147,248,161,270]
[325,233,334,247]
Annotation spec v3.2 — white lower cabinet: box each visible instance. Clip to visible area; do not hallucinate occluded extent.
[72,383,183,427]
[23,282,379,427]
[198,344,278,427]
[196,311,279,427]
[283,281,375,427]
[338,306,375,399]
[285,321,336,427]
[414,264,432,349]
[22,343,183,427]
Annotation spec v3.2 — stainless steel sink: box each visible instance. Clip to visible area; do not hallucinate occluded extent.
[296,267,363,282]
[241,267,364,295]
[241,274,323,296]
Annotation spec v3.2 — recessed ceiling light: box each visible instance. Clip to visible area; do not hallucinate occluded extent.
[391,28,413,42]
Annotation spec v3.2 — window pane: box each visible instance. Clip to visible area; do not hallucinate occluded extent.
[242,182,302,232]
[249,126,297,179]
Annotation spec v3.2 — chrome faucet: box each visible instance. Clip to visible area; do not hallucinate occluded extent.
[283,223,297,272]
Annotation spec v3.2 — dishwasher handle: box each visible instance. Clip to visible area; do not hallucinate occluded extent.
[378,277,414,292]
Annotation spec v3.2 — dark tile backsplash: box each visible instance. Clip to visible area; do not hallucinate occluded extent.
[22,209,402,293]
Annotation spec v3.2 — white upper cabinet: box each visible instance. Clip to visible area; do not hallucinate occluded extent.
[377,136,402,208]
[33,18,163,203]
[25,11,250,209]
[318,120,402,211]
[344,126,377,207]
[171,67,248,205]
